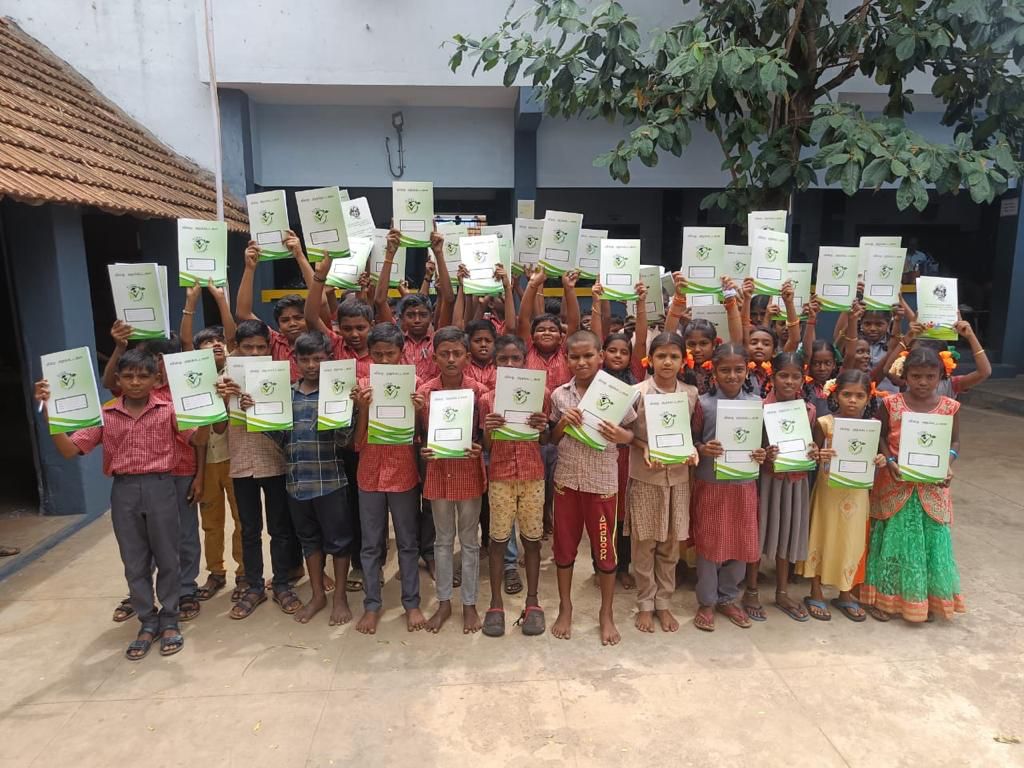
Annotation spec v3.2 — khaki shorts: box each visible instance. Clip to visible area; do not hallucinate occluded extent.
[487,479,545,543]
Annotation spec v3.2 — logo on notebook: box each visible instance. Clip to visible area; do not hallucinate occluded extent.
[780,418,795,434]
[332,380,345,396]
[405,199,421,213]
[260,209,275,225]
[932,284,947,301]
[192,237,210,253]
[660,412,676,428]
[917,431,936,447]
[259,380,277,396]
[734,260,747,274]
[848,439,866,454]
[313,208,330,224]
[445,241,458,257]
[765,247,779,263]
[384,383,400,399]
[58,371,76,390]
[348,205,361,220]
[513,388,529,405]
[553,229,568,244]
[473,250,487,264]
[831,264,848,279]
[127,284,145,302]
[596,394,613,411]
[526,235,539,248]
[184,370,203,389]
[696,245,713,261]
[442,406,458,423]
[613,254,627,269]
[733,427,750,443]
[586,242,599,256]
[879,264,895,279]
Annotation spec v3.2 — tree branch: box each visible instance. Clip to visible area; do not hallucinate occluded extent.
[784,0,806,57]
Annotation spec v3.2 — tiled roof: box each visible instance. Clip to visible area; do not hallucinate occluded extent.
[0,18,248,231]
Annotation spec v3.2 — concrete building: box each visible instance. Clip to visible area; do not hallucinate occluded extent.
[1,1,1021,520]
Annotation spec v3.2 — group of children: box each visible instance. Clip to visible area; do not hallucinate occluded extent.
[32,226,983,658]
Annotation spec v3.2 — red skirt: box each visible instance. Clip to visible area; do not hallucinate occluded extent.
[691,479,759,563]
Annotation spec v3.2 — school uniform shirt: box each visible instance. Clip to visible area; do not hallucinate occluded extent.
[403,332,439,381]
[70,396,191,476]
[463,360,496,391]
[478,389,548,483]
[550,377,637,496]
[271,383,353,500]
[417,376,487,501]
[269,328,301,383]
[354,374,422,493]
[152,383,197,476]
[628,378,699,487]
[525,339,571,394]
[227,424,286,479]
[869,338,899,394]
[323,329,372,379]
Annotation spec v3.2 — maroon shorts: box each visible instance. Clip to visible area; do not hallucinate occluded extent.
[552,484,618,572]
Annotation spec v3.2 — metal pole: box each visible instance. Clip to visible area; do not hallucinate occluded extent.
[203,0,224,222]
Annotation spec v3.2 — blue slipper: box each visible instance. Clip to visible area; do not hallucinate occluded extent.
[803,596,831,621]
[830,598,866,622]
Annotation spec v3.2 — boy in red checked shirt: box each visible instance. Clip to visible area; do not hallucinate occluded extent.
[417,326,487,636]
[236,231,313,383]
[35,349,209,660]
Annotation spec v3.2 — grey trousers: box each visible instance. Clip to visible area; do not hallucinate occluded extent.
[695,556,746,607]
[358,488,421,613]
[173,475,201,598]
[111,474,181,630]
[432,498,482,606]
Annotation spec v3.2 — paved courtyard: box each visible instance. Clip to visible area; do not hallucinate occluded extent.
[0,405,1022,767]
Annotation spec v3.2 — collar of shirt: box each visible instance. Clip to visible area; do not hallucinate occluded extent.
[105,394,169,419]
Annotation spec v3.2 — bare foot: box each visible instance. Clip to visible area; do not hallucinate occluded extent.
[463,605,482,634]
[329,594,352,626]
[550,604,573,639]
[294,592,327,624]
[406,607,428,631]
[355,610,380,634]
[323,573,336,593]
[600,611,621,646]
[617,571,637,590]
[656,608,680,632]
[634,610,655,633]
[426,601,452,633]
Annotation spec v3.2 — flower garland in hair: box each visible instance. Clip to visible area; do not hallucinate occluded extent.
[686,350,695,369]
[938,349,957,376]
[889,349,910,378]
[702,360,713,371]
[761,361,773,376]
[822,378,838,396]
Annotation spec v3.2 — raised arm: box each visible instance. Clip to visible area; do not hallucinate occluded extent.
[723,276,743,344]
[741,276,754,343]
[419,259,436,296]
[801,298,819,353]
[285,230,330,327]
[430,231,456,327]
[590,282,605,341]
[180,281,201,351]
[305,257,333,334]
[206,279,237,349]
[953,319,991,391]
[498,263,516,331]
[781,281,800,353]
[633,282,648,362]
[373,230,401,325]
[562,270,581,336]
[453,264,468,329]
[101,320,133,391]
[665,272,689,336]
[235,241,261,322]
[517,268,547,341]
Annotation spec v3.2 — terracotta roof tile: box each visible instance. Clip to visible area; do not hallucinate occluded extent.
[0,18,248,231]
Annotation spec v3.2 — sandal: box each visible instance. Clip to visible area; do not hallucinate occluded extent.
[272,589,302,615]
[516,605,546,636]
[742,588,767,622]
[716,602,752,629]
[230,582,248,602]
[346,570,364,593]
[503,569,523,595]
[831,598,866,622]
[693,606,715,632]
[230,590,267,620]
[178,595,201,622]
[196,573,227,602]
[0,545,20,557]
[482,608,506,637]
[775,591,809,622]
[112,597,135,623]
[159,627,185,657]
[803,596,832,621]
[125,628,157,661]
[864,604,892,622]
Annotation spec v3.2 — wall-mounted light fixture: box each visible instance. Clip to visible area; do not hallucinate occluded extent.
[386,110,406,178]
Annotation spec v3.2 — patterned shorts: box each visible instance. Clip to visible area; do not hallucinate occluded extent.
[487,479,545,543]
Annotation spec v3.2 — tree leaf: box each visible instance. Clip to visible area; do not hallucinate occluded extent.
[862,157,890,187]
[895,35,917,61]
[769,164,792,187]
[890,159,909,176]
[841,161,862,195]
[896,178,915,210]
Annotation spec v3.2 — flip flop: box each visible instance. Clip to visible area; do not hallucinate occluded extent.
[864,604,892,622]
[482,608,505,637]
[742,590,767,622]
[803,596,832,621]
[831,598,866,622]
[693,607,715,632]
[716,602,752,629]
[346,570,364,593]
[503,569,524,595]
[775,599,810,622]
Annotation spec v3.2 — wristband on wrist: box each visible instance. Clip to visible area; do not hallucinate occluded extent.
[949,448,959,460]
[182,309,194,315]
[722,288,738,300]
[313,275,327,283]
[886,456,896,463]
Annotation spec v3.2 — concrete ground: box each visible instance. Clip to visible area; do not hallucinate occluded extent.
[0,405,1022,768]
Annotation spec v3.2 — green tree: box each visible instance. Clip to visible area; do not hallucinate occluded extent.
[448,0,1023,222]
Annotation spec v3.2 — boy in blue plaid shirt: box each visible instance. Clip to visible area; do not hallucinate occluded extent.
[268,331,354,626]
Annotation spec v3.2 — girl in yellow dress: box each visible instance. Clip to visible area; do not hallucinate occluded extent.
[797,370,885,621]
